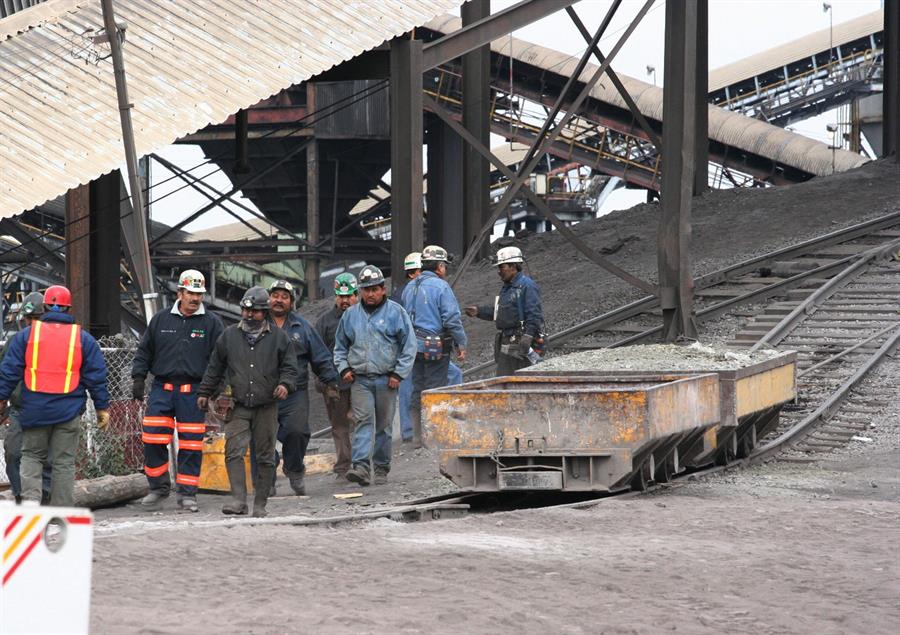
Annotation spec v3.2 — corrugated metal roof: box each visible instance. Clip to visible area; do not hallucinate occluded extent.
[709,9,883,92]
[0,0,463,219]
[426,15,868,178]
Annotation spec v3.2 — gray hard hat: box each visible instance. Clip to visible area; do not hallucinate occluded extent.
[240,286,270,310]
[19,291,45,317]
[357,265,385,288]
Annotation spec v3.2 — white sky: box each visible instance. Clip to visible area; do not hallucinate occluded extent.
[150,0,883,232]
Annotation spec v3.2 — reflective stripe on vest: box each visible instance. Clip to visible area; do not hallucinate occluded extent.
[24,321,83,394]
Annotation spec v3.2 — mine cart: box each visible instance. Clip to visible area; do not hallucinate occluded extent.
[422,374,721,492]
[518,349,798,473]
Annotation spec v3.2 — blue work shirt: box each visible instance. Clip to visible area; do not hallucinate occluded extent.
[401,271,467,351]
[333,298,416,380]
[0,312,109,428]
[271,311,338,402]
[476,271,544,337]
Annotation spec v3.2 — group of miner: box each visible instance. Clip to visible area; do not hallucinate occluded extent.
[0,245,543,517]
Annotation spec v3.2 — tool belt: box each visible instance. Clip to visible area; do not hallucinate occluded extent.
[416,328,452,361]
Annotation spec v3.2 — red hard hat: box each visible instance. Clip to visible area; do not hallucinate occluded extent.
[44,285,72,307]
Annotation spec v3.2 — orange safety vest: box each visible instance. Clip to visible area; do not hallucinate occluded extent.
[24,320,83,394]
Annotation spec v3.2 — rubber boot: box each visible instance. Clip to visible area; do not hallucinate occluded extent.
[286,470,305,496]
[222,459,248,515]
[410,408,424,449]
[253,465,275,518]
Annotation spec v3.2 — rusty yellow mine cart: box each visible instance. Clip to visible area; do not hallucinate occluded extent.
[519,350,797,473]
[422,374,721,492]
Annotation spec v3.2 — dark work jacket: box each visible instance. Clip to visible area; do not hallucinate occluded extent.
[475,272,544,337]
[198,323,299,408]
[0,312,109,428]
[132,303,224,383]
[315,305,352,390]
[390,278,411,305]
[271,312,338,403]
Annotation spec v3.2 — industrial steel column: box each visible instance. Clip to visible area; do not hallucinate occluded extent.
[65,185,91,328]
[90,172,121,336]
[426,116,464,255]
[693,0,708,195]
[885,0,899,158]
[658,0,699,341]
[306,83,321,301]
[462,0,491,260]
[390,36,424,278]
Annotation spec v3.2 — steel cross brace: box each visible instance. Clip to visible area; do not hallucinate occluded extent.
[565,6,663,151]
[426,95,656,296]
[449,0,657,291]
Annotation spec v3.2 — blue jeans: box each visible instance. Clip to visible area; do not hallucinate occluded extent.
[350,375,397,471]
[399,362,462,440]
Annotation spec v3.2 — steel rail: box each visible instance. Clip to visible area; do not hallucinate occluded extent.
[748,323,900,463]
[749,236,900,352]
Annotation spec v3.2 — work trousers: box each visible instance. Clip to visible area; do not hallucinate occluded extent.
[409,354,450,421]
[323,388,352,474]
[350,375,396,472]
[276,390,310,478]
[20,415,80,507]
[142,381,206,496]
[495,333,531,376]
[225,403,278,491]
[3,408,51,498]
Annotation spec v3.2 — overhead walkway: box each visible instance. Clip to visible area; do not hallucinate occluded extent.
[709,9,884,126]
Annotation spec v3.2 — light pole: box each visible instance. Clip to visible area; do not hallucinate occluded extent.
[823,3,833,71]
[827,122,838,174]
[646,64,656,86]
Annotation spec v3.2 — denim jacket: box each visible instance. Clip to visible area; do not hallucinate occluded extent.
[401,271,467,350]
[333,298,416,380]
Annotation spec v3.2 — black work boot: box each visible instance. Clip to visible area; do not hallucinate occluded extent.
[253,466,276,518]
[286,470,306,496]
[345,463,371,486]
[140,490,169,512]
[222,459,248,515]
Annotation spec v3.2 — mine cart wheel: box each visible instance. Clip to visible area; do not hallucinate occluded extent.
[630,462,652,492]
[655,456,673,483]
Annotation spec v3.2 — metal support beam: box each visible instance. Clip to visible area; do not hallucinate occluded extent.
[693,0,708,194]
[658,0,699,341]
[390,36,424,278]
[306,82,320,300]
[449,0,654,287]
[422,0,579,70]
[462,0,491,260]
[100,0,158,321]
[885,0,899,158]
[426,95,655,295]
[234,109,250,173]
[565,3,662,151]
[65,185,90,328]
[150,139,310,246]
[90,172,121,336]
[426,116,464,254]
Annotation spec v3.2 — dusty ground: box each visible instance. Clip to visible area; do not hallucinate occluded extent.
[89,447,900,634]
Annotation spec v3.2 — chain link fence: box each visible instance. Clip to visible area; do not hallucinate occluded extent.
[0,335,146,486]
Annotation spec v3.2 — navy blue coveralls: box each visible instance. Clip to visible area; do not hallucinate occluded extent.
[132,302,224,495]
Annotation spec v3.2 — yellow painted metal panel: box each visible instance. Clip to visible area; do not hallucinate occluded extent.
[735,363,797,418]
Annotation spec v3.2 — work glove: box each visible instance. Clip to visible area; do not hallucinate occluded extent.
[324,383,340,401]
[96,409,110,430]
[197,396,209,411]
[518,334,533,358]
[273,384,289,400]
[132,377,145,401]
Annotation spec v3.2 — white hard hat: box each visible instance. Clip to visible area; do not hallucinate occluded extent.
[421,245,449,262]
[404,252,422,270]
[177,269,207,293]
[495,246,524,265]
